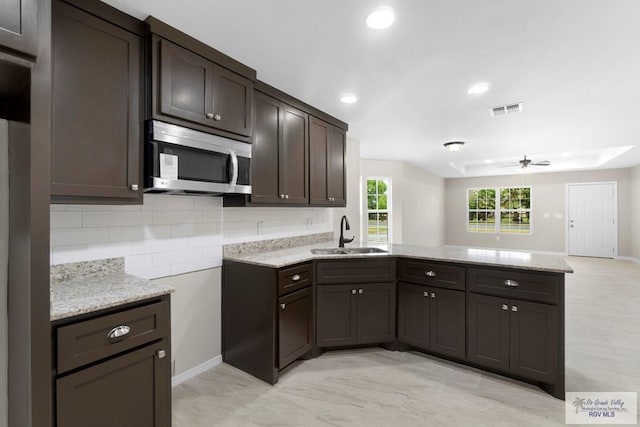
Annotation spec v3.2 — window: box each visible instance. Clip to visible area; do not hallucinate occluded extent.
[467,187,531,234]
[367,178,390,242]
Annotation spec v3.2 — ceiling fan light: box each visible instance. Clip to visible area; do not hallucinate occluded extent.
[444,141,465,152]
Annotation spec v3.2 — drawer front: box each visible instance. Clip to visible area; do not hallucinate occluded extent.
[57,300,169,374]
[278,263,312,296]
[316,259,396,284]
[398,260,465,291]
[468,267,560,304]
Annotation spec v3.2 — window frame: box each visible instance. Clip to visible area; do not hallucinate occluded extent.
[365,177,392,243]
[466,186,533,234]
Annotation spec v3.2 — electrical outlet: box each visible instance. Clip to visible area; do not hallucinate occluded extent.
[171,360,176,376]
[306,218,313,229]
[257,221,264,235]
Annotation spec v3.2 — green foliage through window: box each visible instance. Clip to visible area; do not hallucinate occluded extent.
[367,178,390,242]
[468,187,531,234]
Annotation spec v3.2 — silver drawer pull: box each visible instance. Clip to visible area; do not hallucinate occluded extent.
[358,289,363,294]
[511,305,518,312]
[430,292,436,298]
[157,350,166,359]
[107,325,130,339]
[502,304,508,311]
[423,291,429,297]
[292,274,301,282]
[281,303,286,310]
[352,289,357,295]
[425,271,437,277]
[503,280,519,287]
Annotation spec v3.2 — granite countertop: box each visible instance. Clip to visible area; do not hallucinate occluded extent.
[50,258,174,321]
[224,240,574,274]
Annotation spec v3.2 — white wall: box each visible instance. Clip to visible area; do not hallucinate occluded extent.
[333,137,361,241]
[632,165,640,261]
[444,168,633,255]
[0,119,8,427]
[360,159,445,246]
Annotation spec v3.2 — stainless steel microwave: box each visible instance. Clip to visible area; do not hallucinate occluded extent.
[145,120,251,195]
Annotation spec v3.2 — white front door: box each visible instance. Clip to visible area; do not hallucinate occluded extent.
[567,183,616,258]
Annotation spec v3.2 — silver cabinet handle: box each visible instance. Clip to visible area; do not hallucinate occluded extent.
[504,280,519,287]
[425,271,436,277]
[430,292,436,298]
[130,184,138,191]
[107,325,130,339]
[280,194,285,199]
[213,114,221,121]
[423,291,429,297]
[351,289,356,295]
[157,350,166,359]
[206,113,214,119]
[285,195,289,199]
[358,289,363,294]
[292,274,301,282]
[228,149,238,188]
[281,303,286,310]
[511,305,518,312]
[502,304,508,310]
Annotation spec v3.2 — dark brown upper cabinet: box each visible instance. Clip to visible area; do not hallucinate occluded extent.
[309,117,346,207]
[151,36,253,139]
[251,90,309,205]
[0,0,37,57]
[51,0,143,204]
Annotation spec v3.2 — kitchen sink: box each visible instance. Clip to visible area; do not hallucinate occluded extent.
[310,247,388,255]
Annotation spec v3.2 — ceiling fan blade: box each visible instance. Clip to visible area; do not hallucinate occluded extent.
[498,164,519,168]
[531,161,550,166]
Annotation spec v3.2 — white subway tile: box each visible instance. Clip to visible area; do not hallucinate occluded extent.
[126,265,172,280]
[50,228,109,247]
[152,247,202,266]
[152,211,203,225]
[202,208,223,223]
[187,234,223,248]
[51,242,132,265]
[50,211,82,229]
[193,197,222,210]
[171,222,219,238]
[82,211,153,227]
[108,224,172,242]
[49,204,66,211]
[124,254,153,270]
[170,257,221,276]
[130,237,189,255]
[66,204,141,212]
[141,194,195,211]
[203,245,223,259]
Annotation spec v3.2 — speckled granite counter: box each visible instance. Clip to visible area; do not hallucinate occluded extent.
[224,241,574,273]
[50,258,174,321]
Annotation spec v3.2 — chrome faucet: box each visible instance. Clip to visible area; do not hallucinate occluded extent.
[339,215,355,248]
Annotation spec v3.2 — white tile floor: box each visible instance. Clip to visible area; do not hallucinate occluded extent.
[172,257,640,426]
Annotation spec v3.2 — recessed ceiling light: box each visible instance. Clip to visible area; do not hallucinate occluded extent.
[366,6,395,29]
[468,82,490,95]
[340,93,358,104]
[444,141,465,152]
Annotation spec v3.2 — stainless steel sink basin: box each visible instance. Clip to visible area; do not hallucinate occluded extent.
[310,247,388,255]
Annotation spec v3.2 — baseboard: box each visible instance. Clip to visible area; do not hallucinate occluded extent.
[171,355,222,387]
[616,256,640,264]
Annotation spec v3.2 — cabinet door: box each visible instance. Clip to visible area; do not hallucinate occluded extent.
[316,285,357,347]
[158,39,213,127]
[356,283,396,345]
[0,0,37,56]
[251,92,282,204]
[309,117,329,205]
[278,287,312,369]
[429,288,465,359]
[279,104,309,204]
[467,293,509,371]
[397,282,429,349]
[52,1,142,202]
[509,300,558,383]
[57,341,170,427]
[327,126,346,206]
[212,65,253,136]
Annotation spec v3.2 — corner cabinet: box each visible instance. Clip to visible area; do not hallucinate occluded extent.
[0,0,37,57]
[251,91,309,205]
[309,117,346,207]
[149,35,254,140]
[51,0,143,204]
[53,297,171,427]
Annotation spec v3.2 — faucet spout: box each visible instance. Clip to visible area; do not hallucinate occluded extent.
[339,215,355,248]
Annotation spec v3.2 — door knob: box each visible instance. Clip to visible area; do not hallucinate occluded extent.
[280,194,285,199]
[502,304,508,311]
[130,184,138,191]
[206,113,214,119]
[430,292,436,298]
[358,289,363,294]
[351,289,356,295]
[511,305,518,312]
[213,114,221,121]
[423,291,429,297]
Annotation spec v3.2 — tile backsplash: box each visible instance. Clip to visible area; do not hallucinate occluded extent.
[50,194,333,279]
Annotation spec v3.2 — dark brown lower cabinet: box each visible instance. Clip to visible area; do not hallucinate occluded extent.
[397,282,465,359]
[316,282,395,348]
[279,287,313,369]
[468,293,558,383]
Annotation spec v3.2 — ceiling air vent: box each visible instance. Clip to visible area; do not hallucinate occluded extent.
[489,102,523,117]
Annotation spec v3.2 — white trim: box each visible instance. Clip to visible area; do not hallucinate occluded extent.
[445,244,567,257]
[171,355,222,387]
[616,256,640,264]
[566,181,618,258]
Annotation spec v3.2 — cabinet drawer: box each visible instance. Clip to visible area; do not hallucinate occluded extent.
[278,263,311,296]
[57,301,169,374]
[468,267,561,304]
[398,260,465,290]
[316,259,396,284]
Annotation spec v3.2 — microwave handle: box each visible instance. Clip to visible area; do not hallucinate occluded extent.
[229,149,239,188]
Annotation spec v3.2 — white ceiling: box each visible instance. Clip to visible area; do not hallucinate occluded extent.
[102,0,640,178]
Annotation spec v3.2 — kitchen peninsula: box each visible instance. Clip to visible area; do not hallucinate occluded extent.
[223,240,572,399]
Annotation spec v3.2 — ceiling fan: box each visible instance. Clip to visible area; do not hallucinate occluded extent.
[500,155,551,169]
